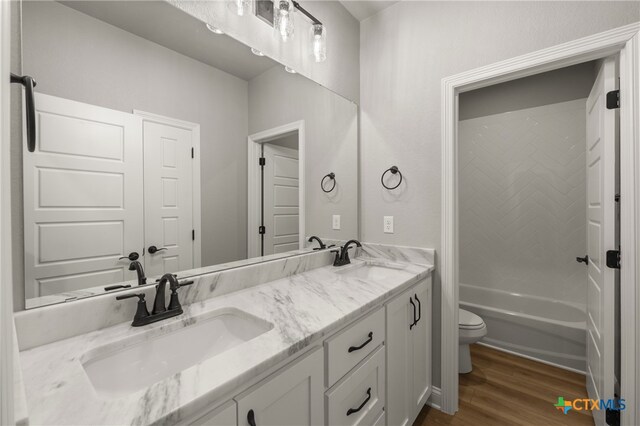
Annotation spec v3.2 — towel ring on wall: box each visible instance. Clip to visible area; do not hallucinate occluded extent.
[381,166,402,190]
[321,172,336,193]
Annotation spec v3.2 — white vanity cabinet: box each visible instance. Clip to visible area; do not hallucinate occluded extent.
[235,348,324,426]
[184,274,432,426]
[385,277,432,426]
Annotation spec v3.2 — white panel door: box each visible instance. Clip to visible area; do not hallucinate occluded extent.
[585,56,619,426]
[143,121,194,278]
[262,144,299,255]
[410,278,432,421]
[23,93,143,299]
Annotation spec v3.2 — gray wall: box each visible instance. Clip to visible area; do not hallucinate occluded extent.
[459,61,596,120]
[16,1,250,309]
[249,66,358,240]
[170,0,360,103]
[360,1,640,387]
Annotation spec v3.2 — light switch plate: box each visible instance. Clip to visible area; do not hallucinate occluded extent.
[384,216,394,233]
[332,215,341,230]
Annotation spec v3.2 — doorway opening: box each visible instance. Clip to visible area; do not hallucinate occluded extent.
[247,121,306,258]
[456,57,620,425]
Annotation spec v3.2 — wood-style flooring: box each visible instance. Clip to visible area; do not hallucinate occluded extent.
[414,344,593,426]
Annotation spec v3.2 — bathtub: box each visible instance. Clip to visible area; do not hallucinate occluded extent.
[459,283,587,373]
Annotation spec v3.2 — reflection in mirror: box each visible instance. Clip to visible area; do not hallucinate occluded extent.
[20,0,358,309]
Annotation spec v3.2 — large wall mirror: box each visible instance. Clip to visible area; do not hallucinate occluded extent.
[18,0,358,309]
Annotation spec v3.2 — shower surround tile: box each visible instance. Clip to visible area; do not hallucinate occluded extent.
[459,99,587,304]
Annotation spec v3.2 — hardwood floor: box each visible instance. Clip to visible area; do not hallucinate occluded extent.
[414,344,593,426]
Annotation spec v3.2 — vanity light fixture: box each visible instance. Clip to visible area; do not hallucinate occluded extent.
[310,23,326,63]
[274,0,295,42]
[273,0,327,62]
[251,47,265,56]
[206,23,225,35]
[228,0,251,16]
[284,66,297,74]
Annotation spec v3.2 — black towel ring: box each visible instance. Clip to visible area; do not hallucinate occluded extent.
[381,166,402,190]
[321,172,336,193]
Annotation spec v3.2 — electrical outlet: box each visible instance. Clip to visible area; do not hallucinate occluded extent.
[384,216,394,234]
[332,215,341,230]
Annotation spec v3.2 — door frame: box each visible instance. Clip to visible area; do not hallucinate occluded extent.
[0,0,14,423]
[440,22,640,422]
[247,120,305,258]
[133,110,202,269]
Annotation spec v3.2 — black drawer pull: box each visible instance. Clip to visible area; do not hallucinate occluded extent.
[409,297,416,329]
[348,332,373,353]
[247,409,256,426]
[347,387,371,416]
[414,293,422,325]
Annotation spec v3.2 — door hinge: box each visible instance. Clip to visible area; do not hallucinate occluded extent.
[192,229,195,241]
[259,157,265,167]
[258,225,265,235]
[615,193,620,202]
[191,147,194,159]
[606,90,620,109]
[606,249,621,269]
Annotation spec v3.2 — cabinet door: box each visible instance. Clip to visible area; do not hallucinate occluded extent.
[235,348,324,426]
[410,278,432,419]
[189,400,237,426]
[385,287,414,426]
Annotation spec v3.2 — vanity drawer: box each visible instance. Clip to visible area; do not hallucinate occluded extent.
[325,307,385,386]
[325,345,386,426]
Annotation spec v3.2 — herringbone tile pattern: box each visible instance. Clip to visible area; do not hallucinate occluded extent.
[459,100,587,304]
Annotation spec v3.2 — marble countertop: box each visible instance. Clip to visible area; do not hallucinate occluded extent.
[19,257,432,425]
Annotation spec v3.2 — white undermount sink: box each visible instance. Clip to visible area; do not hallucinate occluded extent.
[334,260,409,282]
[80,308,273,397]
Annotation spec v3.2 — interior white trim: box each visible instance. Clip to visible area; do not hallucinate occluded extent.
[426,386,442,411]
[133,110,202,269]
[0,1,15,423]
[441,22,640,418]
[247,120,306,258]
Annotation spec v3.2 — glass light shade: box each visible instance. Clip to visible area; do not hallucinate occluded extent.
[274,0,295,42]
[206,23,225,35]
[228,0,251,16]
[310,24,326,63]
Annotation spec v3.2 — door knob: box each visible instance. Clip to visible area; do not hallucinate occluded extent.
[119,251,139,261]
[148,245,167,254]
[576,255,589,265]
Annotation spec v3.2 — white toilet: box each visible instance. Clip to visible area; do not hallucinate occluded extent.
[459,309,487,374]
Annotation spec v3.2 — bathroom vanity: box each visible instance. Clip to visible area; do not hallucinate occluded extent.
[14,248,433,425]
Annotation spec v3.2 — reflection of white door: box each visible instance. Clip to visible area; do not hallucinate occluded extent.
[585,56,619,426]
[23,93,143,298]
[142,120,195,278]
[262,144,299,255]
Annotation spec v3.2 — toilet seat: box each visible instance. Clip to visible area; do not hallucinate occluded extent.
[459,309,484,330]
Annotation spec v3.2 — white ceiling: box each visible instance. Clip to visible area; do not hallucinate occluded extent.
[60,1,278,81]
[339,1,399,21]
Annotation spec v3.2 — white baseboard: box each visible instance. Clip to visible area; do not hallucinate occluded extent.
[477,342,586,375]
[427,386,442,410]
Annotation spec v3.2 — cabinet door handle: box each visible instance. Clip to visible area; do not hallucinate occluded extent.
[247,409,256,426]
[409,297,417,329]
[414,293,422,325]
[348,332,373,353]
[346,387,371,416]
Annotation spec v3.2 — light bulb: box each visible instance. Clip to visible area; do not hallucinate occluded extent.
[310,24,326,63]
[274,0,294,42]
[228,0,250,16]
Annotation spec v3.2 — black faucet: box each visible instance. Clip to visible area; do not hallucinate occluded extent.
[116,273,194,327]
[332,239,362,266]
[308,236,326,250]
[118,252,147,286]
